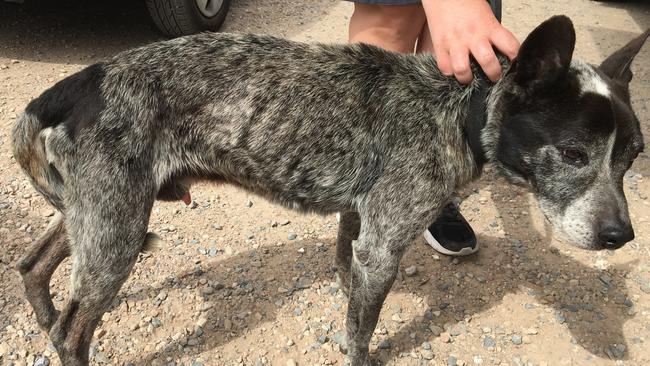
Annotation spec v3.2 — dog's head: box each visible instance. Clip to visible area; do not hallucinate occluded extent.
[483,16,649,250]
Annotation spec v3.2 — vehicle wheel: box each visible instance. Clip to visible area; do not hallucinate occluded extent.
[146,0,231,37]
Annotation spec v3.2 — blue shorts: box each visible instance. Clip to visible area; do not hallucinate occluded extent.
[346,0,501,22]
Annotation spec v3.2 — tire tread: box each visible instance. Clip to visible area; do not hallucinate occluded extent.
[146,0,230,37]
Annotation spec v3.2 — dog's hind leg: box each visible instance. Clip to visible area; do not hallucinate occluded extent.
[16,212,70,331]
[48,172,155,366]
[335,211,360,297]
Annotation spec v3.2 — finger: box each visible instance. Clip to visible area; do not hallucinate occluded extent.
[491,27,521,60]
[433,39,453,77]
[449,44,472,84]
[470,40,502,82]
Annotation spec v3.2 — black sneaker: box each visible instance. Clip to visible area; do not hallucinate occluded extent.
[423,202,478,256]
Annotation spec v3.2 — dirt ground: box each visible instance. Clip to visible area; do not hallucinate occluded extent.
[1,0,650,365]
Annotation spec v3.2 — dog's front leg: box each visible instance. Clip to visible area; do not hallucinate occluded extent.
[342,168,446,365]
[344,229,406,366]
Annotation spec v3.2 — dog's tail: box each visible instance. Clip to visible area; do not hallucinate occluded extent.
[11,64,106,212]
[11,109,67,211]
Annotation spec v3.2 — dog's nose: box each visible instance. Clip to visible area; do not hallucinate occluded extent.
[598,223,634,249]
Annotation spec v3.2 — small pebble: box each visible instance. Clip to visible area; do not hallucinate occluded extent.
[404,265,418,276]
[429,325,443,336]
[422,350,435,360]
[331,331,346,346]
[606,344,626,359]
[448,356,458,366]
[34,357,50,366]
[440,332,451,343]
[378,340,392,349]
[94,351,110,364]
[483,336,496,349]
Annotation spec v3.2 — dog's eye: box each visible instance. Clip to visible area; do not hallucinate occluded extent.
[562,149,587,166]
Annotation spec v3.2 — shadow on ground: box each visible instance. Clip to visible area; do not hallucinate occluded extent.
[112,170,635,365]
[0,0,339,64]
[595,0,650,31]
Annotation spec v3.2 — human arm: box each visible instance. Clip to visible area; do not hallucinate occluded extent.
[421,0,520,84]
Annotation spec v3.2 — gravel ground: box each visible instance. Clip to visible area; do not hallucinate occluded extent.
[1,0,649,365]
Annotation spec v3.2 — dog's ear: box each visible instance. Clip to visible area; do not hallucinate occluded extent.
[509,15,576,93]
[598,28,650,85]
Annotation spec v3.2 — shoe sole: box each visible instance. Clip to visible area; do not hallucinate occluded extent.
[339,213,478,257]
[423,229,479,256]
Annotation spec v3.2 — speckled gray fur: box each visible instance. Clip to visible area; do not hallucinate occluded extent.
[11,16,648,366]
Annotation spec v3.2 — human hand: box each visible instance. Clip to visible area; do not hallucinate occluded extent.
[422,0,520,84]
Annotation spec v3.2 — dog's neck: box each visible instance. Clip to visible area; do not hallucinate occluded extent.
[460,65,498,178]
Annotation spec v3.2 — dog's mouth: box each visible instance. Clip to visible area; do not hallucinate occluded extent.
[544,222,629,251]
[537,212,601,251]
[536,204,630,251]
[599,240,627,250]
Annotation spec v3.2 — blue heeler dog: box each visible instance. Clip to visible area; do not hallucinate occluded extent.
[10,15,649,366]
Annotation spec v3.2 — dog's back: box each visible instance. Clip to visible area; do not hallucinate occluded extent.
[13,32,478,215]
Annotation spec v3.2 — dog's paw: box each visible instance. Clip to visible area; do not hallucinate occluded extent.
[345,353,374,366]
[335,272,350,299]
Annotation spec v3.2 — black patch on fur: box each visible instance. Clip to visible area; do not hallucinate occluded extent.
[495,76,615,194]
[25,63,105,138]
[465,70,491,171]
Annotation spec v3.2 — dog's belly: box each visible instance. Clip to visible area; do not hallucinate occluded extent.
[202,145,385,214]
[152,100,390,214]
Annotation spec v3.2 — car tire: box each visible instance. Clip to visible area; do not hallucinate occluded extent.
[146,0,231,37]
